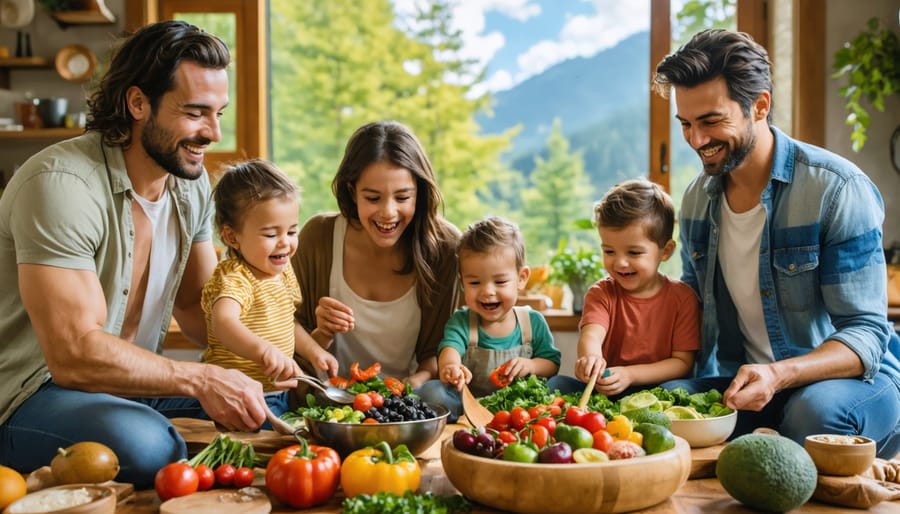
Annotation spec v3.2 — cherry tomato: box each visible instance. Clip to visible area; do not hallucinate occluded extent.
[366,391,384,408]
[497,430,518,445]
[550,396,566,407]
[215,463,236,487]
[234,466,255,488]
[155,462,199,501]
[580,412,607,434]
[510,407,531,431]
[195,464,215,491]
[592,429,615,452]
[535,415,557,435]
[362,417,379,424]
[548,404,563,417]
[527,405,547,419]
[564,406,586,427]
[524,424,550,449]
[488,410,511,431]
[352,393,373,412]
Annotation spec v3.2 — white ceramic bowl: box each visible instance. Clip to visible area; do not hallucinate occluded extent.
[441,437,692,514]
[668,411,737,448]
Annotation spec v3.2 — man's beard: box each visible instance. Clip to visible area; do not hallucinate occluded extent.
[700,122,757,177]
[141,114,208,180]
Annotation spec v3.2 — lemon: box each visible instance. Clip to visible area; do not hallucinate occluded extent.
[573,448,610,463]
[664,406,703,420]
[618,391,660,413]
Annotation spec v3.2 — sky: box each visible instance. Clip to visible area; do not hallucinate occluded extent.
[393,0,653,97]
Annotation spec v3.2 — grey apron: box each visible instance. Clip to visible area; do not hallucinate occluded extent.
[463,306,534,397]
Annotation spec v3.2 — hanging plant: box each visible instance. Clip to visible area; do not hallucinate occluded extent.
[832,17,900,152]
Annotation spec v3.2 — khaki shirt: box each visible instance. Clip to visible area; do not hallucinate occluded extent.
[0,131,213,424]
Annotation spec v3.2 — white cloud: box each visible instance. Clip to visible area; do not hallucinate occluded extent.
[470,69,515,99]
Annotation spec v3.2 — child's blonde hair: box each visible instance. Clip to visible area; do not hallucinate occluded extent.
[213,159,299,258]
[459,216,526,269]
[594,179,674,248]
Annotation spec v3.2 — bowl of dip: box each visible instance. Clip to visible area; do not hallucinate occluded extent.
[804,434,876,476]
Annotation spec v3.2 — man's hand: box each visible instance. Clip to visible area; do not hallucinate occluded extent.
[723,363,780,411]
[195,365,269,431]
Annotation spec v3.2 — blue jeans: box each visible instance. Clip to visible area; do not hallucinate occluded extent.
[546,374,649,402]
[661,372,900,459]
[417,380,462,423]
[0,382,290,488]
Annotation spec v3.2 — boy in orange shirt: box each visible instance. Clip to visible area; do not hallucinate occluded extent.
[548,179,700,398]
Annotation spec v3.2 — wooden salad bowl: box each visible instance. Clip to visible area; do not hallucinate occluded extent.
[440,436,691,514]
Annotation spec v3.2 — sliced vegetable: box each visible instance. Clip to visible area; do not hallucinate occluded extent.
[340,442,421,498]
[489,364,511,388]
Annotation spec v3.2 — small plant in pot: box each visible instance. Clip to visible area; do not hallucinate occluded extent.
[547,239,605,314]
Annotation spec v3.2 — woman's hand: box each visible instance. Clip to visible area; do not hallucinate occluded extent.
[439,363,471,390]
[315,296,355,336]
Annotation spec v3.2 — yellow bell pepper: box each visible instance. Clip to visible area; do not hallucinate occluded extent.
[339,441,421,497]
[606,414,633,440]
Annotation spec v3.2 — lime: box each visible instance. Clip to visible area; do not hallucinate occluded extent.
[573,448,610,463]
[664,406,703,420]
[623,407,672,429]
[618,391,660,413]
[634,423,676,454]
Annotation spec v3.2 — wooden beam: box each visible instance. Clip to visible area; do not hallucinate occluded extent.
[792,0,825,146]
[737,0,768,50]
[649,0,671,192]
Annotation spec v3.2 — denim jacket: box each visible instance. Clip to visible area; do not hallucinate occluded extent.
[679,126,900,388]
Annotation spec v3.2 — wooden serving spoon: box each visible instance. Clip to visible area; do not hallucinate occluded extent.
[577,370,600,410]
[462,383,494,427]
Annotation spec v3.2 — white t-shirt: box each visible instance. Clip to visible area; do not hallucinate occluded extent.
[719,198,775,364]
[329,216,421,378]
[131,190,178,352]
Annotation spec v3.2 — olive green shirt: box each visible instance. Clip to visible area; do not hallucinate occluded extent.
[0,131,213,424]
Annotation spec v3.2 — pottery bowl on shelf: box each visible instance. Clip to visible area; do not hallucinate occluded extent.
[3,485,115,514]
[303,403,449,458]
[441,436,691,514]
[804,434,876,476]
[668,410,737,448]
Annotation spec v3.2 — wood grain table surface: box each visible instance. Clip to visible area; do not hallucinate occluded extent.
[105,418,897,513]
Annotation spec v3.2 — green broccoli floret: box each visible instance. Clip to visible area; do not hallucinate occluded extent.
[670,387,692,406]
[649,386,675,403]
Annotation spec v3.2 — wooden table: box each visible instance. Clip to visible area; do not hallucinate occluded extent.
[103,418,900,513]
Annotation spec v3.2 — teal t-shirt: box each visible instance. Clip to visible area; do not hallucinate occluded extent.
[438,307,561,365]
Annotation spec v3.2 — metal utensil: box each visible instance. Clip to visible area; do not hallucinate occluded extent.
[293,375,356,404]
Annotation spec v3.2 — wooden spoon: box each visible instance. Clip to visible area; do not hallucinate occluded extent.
[462,383,494,427]
[577,370,600,409]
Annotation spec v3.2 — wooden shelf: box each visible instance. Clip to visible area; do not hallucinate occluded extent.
[50,3,116,28]
[0,57,53,89]
[0,128,83,141]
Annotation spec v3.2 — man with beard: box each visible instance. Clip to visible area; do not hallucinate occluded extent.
[652,29,900,458]
[0,21,284,488]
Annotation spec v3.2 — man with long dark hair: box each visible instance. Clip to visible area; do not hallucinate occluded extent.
[0,21,277,487]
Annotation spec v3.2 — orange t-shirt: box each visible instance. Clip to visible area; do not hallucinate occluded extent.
[579,276,700,366]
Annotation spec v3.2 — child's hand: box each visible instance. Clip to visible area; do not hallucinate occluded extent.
[595,366,630,396]
[260,346,302,389]
[500,357,532,379]
[575,354,606,385]
[439,363,471,390]
[310,349,339,378]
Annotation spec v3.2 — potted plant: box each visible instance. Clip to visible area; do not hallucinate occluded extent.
[547,240,605,314]
[832,16,900,152]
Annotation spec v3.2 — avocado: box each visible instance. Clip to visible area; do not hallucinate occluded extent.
[716,433,817,512]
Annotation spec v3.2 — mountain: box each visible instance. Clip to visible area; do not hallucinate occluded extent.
[478,31,651,158]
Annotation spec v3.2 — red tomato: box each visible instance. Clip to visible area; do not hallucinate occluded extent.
[195,464,215,491]
[488,410,511,431]
[366,391,384,408]
[497,430,518,445]
[352,393,373,412]
[234,467,255,488]
[383,377,405,396]
[535,415,557,435]
[329,376,355,389]
[525,424,550,449]
[527,405,547,419]
[215,463,236,487]
[548,404,563,417]
[510,407,531,431]
[592,429,615,453]
[266,441,341,509]
[564,406,586,427]
[580,412,607,434]
[550,396,566,407]
[155,462,199,501]
[362,417,379,424]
